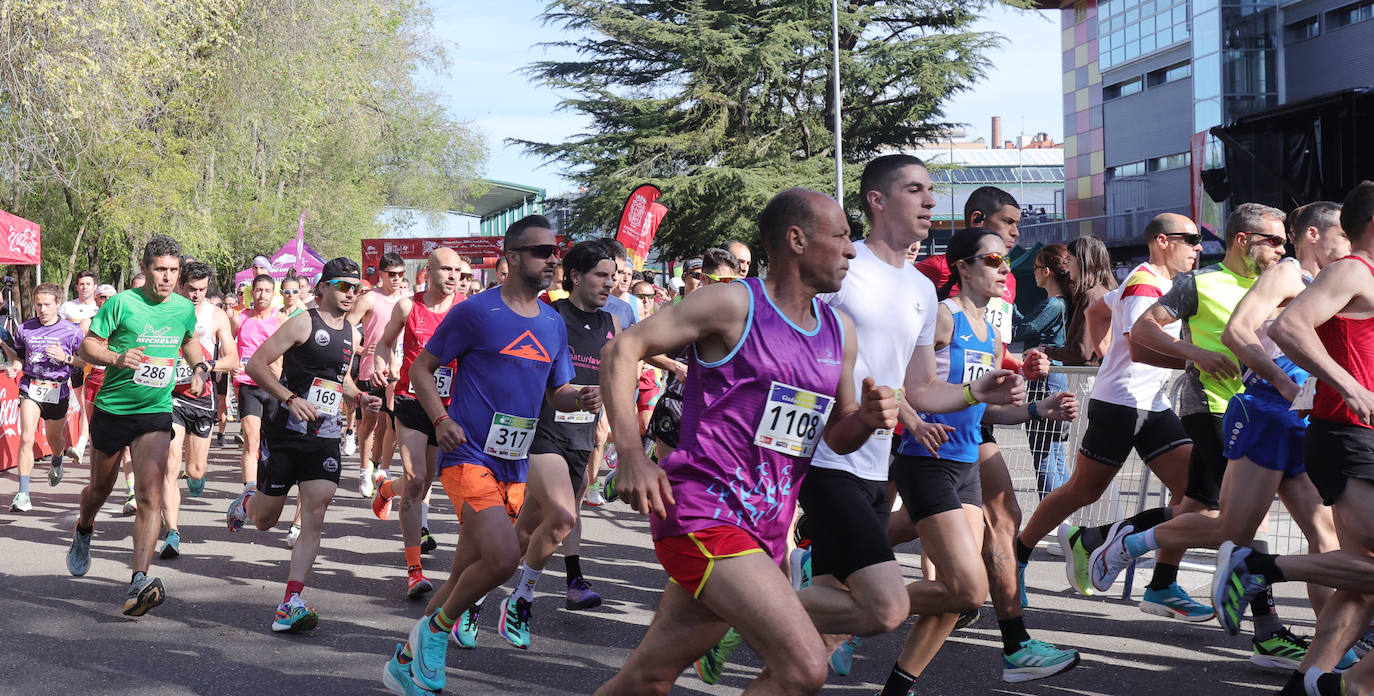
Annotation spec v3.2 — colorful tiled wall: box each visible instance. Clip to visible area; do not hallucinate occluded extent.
[1061,0,1104,236]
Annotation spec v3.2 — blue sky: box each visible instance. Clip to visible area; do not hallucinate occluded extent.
[428,2,1063,198]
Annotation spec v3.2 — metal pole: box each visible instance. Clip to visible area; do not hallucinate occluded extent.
[832,0,843,201]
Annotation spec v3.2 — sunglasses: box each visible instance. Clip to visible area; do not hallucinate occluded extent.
[961,252,1009,269]
[1162,232,1203,246]
[459,272,474,281]
[323,279,362,293]
[703,272,738,282]
[1249,231,1286,248]
[686,271,702,280]
[509,244,559,259]
[383,270,406,279]
[634,293,656,300]
[281,289,300,295]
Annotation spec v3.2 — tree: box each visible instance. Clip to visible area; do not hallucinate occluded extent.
[520,0,1029,259]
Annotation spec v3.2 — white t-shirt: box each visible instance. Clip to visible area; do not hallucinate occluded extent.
[1090,262,1181,411]
[811,240,938,481]
[58,299,97,324]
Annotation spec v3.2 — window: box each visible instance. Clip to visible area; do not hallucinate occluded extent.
[1146,62,1191,87]
[1286,17,1320,42]
[1104,78,1144,99]
[1106,161,1146,180]
[1148,152,1191,172]
[1330,1,1373,27]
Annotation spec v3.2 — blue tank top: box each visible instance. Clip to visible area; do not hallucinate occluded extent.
[898,298,996,463]
[1241,258,1312,403]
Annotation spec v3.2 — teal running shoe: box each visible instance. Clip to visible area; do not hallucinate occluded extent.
[122,571,166,617]
[1017,560,1029,607]
[1336,647,1358,671]
[1251,627,1310,670]
[1002,639,1080,683]
[498,596,532,649]
[226,485,254,532]
[67,524,92,576]
[271,594,318,633]
[789,547,812,590]
[695,627,743,684]
[407,613,448,692]
[382,643,410,695]
[159,529,181,560]
[829,636,862,676]
[1141,582,1214,622]
[48,458,64,487]
[186,476,205,498]
[450,603,481,649]
[1213,540,1264,634]
[1058,524,1095,596]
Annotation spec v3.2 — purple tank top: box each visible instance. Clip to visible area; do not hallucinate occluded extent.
[651,278,846,563]
[16,317,84,399]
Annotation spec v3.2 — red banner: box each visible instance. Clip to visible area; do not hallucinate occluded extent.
[360,236,569,282]
[0,373,20,470]
[0,209,41,265]
[615,185,667,270]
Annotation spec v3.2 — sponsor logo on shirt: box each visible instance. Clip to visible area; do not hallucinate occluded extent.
[499,330,551,363]
[314,329,331,346]
[138,323,182,349]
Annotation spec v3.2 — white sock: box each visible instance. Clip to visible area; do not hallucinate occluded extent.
[420,502,429,528]
[512,562,541,602]
[75,435,88,452]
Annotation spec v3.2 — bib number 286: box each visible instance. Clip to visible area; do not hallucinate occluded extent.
[133,357,175,388]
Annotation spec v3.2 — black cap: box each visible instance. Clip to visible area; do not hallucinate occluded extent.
[320,257,361,283]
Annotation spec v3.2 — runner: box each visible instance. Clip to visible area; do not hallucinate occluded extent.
[59,269,98,457]
[67,234,205,616]
[82,284,137,513]
[1214,182,1374,693]
[350,251,406,497]
[370,247,465,597]
[1014,214,1201,615]
[381,214,586,695]
[3,283,85,512]
[491,240,621,651]
[1089,201,1349,670]
[226,258,383,632]
[160,261,237,559]
[234,275,282,487]
[212,292,234,447]
[280,276,306,319]
[877,228,1080,694]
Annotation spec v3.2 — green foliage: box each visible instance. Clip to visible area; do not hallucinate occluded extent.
[0,0,486,292]
[521,0,1029,259]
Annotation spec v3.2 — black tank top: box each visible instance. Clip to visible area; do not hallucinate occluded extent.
[535,298,615,450]
[269,308,354,441]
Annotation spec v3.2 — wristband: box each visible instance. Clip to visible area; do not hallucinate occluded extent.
[1028,400,1039,420]
[285,395,299,406]
[962,383,979,406]
[433,413,451,429]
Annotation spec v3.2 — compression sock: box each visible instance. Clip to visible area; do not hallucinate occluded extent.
[17,475,29,494]
[881,666,917,696]
[1014,538,1034,565]
[1124,528,1159,558]
[420,502,429,528]
[429,607,456,634]
[1247,540,1283,636]
[1241,550,1288,585]
[565,554,583,585]
[1147,563,1180,591]
[999,616,1031,655]
[405,546,422,571]
[513,562,542,602]
[284,580,305,603]
[51,453,64,470]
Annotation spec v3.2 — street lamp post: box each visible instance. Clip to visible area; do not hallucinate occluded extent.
[832,0,843,202]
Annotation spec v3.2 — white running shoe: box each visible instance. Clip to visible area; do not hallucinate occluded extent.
[585,480,606,506]
[286,524,301,549]
[342,433,357,457]
[360,464,376,498]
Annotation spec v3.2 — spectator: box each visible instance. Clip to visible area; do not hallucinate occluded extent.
[1042,235,1117,366]
[1015,244,1074,497]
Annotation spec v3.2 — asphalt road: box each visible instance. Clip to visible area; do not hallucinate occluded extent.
[0,427,1310,695]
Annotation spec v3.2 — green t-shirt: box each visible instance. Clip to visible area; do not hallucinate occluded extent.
[1157,262,1257,415]
[89,289,198,415]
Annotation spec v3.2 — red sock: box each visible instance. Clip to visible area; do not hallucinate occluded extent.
[405,546,422,570]
[379,478,395,499]
[284,580,305,603]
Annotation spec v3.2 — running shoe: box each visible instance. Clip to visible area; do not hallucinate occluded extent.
[419,526,437,554]
[122,492,137,515]
[215,433,225,448]
[343,432,357,456]
[9,491,31,512]
[360,464,376,498]
[271,594,319,633]
[1305,668,1346,695]
[1017,560,1029,607]
[186,476,205,497]
[1089,520,1136,592]
[955,608,981,631]
[372,473,393,520]
[48,458,64,486]
[407,565,432,598]
[122,571,166,616]
[789,547,812,590]
[599,473,617,504]
[565,577,602,610]
[497,596,532,649]
[381,643,410,695]
[1058,524,1094,596]
[159,529,181,559]
[285,524,301,549]
[1140,582,1214,622]
[234,432,244,445]
[694,627,743,685]
[1213,540,1265,635]
[1046,540,1065,558]
[585,479,606,506]
[67,524,92,576]
[406,613,448,692]
[450,604,480,649]
[1002,639,1081,683]
[226,485,254,532]
[1252,627,1310,670]
[829,636,861,676]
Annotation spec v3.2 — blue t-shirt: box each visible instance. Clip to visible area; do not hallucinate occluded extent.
[425,287,576,482]
[603,294,637,330]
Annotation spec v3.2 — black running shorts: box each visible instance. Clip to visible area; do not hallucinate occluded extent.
[258,437,343,495]
[1304,418,1374,506]
[173,401,216,439]
[237,384,275,420]
[90,407,172,455]
[1183,412,1227,510]
[20,388,68,422]
[389,394,438,447]
[797,467,895,582]
[530,431,592,493]
[1078,399,1192,468]
[892,454,983,524]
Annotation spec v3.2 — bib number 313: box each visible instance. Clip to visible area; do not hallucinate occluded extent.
[484,412,537,460]
[754,382,835,458]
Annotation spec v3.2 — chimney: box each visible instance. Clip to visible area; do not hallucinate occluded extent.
[991,116,1002,150]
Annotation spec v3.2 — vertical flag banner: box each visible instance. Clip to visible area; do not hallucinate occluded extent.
[615,184,666,270]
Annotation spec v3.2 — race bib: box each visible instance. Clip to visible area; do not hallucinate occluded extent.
[754,382,835,458]
[484,412,537,459]
[1290,376,1317,411]
[28,379,59,405]
[307,378,343,416]
[554,384,596,424]
[961,349,996,384]
[987,298,1013,345]
[871,387,903,440]
[133,356,175,388]
[434,366,453,399]
[175,359,194,386]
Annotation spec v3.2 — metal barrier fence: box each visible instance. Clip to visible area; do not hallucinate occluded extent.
[996,365,1314,594]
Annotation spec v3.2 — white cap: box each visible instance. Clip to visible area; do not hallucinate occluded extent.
[669,277,685,292]
[97,284,117,297]
[252,255,273,270]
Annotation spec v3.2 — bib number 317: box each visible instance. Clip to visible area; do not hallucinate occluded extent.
[484,412,537,460]
[754,382,835,458]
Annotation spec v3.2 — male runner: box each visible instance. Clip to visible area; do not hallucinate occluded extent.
[83,285,136,513]
[1126,204,1291,645]
[494,257,509,285]
[235,274,282,487]
[59,269,98,458]
[602,239,639,330]
[1090,201,1349,670]
[493,240,621,650]
[724,239,753,277]
[371,247,464,597]
[67,234,205,616]
[160,261,237,558]
[351,251,406,497]
[226,258,383,632]
[381,215,587,695]
[3,283,84,511]
[1015,214,1200,610]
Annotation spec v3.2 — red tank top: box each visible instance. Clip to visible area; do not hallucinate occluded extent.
[396,291,460,403]
[1314,255,1374,428]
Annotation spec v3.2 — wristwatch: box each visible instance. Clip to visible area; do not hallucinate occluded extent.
[194,361,212,375]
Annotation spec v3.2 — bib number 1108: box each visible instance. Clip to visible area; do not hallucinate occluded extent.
[754,382,835,458]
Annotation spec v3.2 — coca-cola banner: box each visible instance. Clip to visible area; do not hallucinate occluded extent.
[0,373,21,470]
[614,184,667,271]
[0,209,41,265]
